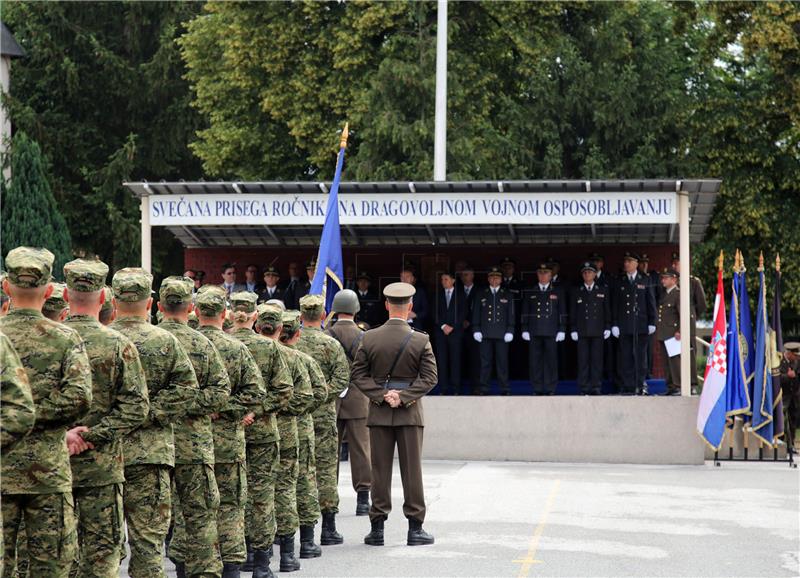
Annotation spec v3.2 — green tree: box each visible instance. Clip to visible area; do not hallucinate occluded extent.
[1,132,72,276]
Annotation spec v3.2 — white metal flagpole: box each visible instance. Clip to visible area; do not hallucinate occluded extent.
[433,0,448,182]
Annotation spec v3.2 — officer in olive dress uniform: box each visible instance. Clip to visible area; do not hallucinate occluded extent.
[656,268,682,395]
[521,263,566,395]
[351,282,437,547]
[570,262,612,395]
[671,252,707,389]
[611,252,657,395]
[472,267,515,395]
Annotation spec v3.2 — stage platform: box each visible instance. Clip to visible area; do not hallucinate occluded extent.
[421,394,705,465]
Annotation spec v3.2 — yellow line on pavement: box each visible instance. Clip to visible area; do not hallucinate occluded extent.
[513,479,561,577]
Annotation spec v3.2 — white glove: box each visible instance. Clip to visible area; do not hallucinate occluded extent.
[611,326,620,338]
[473,332,483,343]
[504,332,513,343]
[648,325,656,335]
[556,332,565,342]
[603,329,611,340]
[522,331,531,341]
[571,331,578,341]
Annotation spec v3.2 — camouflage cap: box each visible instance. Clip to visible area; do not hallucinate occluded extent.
[231,290,258,313]
[281,310,302,333]
[64,259,109,292]
[159,276,194,306]
[265,298,286,311]
[257,303,284,326]
[222,309,234,331]
[299,294,324,316]
[0,273,7,298]
[156,310,165,324]
[42,282,67,312]
[5,246,54,288]
[195,285,227,315]
[112,268,154,302]
[100,286,114,312]
[187,310,199,329]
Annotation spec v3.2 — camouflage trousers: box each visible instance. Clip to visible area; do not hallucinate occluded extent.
[2,491,77,578]
[170,463,222,578]
[71,483,124,578]
[245,442,278,551]
[275,444,299,536]
[313,416,340,514]
[123,464,171,578]
[296,431,320,526]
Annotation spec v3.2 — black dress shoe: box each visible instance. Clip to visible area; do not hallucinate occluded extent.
[356,490,370,516]
[320,511,343,545]
[407,519,434,546]
[364,519,384,546]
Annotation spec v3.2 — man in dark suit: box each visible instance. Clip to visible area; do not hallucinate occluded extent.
[244,263,262,294]
[401,267,428,331]
[343,266,356,290]
[612,252,657,395]
[459,265,480,393]
[284,259,314,310]
[521,263,566,395]
[351,282,437,547]
[355,272,382,328]
[257,265,285,304]
[434,271,467,395]
[570,262,612,395]
[220,263,246,296]
[472,266,515,395]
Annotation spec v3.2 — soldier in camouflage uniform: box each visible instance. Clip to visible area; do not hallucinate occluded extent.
[280,310,328,560]
[0,330,35,453]
[0,247,93,578]
[157,276,229,578]
[229,294,293,578]
[255,304,313,573]
[62,259,150,578]
[297,295,349,546]
[110,268,198,578]
[98,287,115,326]
[42,281,69,322]
[0,275,11,316]
[195,287,266,576]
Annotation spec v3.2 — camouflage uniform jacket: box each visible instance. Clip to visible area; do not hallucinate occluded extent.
[0,330,35,452]
[198,325,265,463]
[283,344,327,441]
[159,319,230,465]
[64,315,150,487]
[232,328,293,445]
[111,316,198,467]
[0,308,92,494]
[297,327,349,422]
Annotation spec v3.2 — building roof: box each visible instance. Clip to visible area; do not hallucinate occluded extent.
[125,179,722,248]
[1,23,25,59]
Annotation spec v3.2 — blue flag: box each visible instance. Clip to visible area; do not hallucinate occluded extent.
[725,271,749,420]
[737,265,755,421]
[750,263,774,445]
[310,125,348,312]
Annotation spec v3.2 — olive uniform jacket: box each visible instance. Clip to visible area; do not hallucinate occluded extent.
[656,287,681,341]
[351,318,438,427]
[325,318,369,420]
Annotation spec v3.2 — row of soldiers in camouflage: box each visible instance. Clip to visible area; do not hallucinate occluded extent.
[0,245,358,578]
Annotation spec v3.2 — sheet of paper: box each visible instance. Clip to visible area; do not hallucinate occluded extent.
[339,387,349,398]
[664,337,681,357]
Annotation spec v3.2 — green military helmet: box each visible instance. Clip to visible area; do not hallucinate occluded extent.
[112,267,154,302]
[230,290,258,313]
[64,258,109,292]
[100,286,114,312]
[159,275,194,306]
[281,309,302,334]
[195,285,227,316]
[265,298,286,311]
[299,294,324,316]
[331,289,360,315]
[256,303,283,333]
[187,310,199,329]
[5,246,54,288]
[42,282,68,313]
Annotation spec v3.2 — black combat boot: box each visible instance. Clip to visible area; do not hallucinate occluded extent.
[241,537,254,571]
[364,518,384,546]
[299,524,322,558]
[340,441,349,461]
[278,534,301,572]
[407,519,435,546]
[320,511,344,545]
[356,489,370,516]
[252,548,275,578]
[222,561,241,578]
[174,561,187,578]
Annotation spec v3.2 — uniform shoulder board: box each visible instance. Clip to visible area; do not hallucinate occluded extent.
[411,327,428,335]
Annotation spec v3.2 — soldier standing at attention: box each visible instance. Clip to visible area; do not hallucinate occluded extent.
[98,287,115,326]
[280,310,328,560]
[351,282,437,547]
[41,282,69,322]
[196,286,267,577]
[157,276,230,578]
[1,247,93,578]
[255,304,313,573]
[231,295,293,578]
[656,269,682,396]
[325,290,372,517]
[0,330,35,451]
[472,267,515,395]
[297,295,350,547]
[111,268,198,578]
[61,259,150,578]
[521,263,566,396]
[570,262,612,395]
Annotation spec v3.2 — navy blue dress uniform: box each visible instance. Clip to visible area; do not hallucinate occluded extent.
[570,262,612,395]
[283,260,315,310]
[472,267,515,395]
[589,252,617,384]
[409,285,429,331]
[257,265,286,303]
[521,264,566,395]
[612,252,657,394]
[639,254,660,378]
[459,276,481,394]
[355,273,383,328]
[434,278,467,395]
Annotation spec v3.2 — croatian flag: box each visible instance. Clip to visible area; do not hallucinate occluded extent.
[697,267,728,450]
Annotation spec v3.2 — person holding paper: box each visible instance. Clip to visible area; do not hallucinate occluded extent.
[657,268,682,395]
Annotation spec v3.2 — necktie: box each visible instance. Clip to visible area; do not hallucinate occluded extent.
[446,290,452,307]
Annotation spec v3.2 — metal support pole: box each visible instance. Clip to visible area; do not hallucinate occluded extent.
[140,195,152,273]
[433,0,448,181]
[678,189,692,396]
